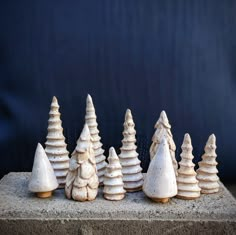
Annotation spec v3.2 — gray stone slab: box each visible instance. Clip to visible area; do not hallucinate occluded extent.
[0,172,236,235]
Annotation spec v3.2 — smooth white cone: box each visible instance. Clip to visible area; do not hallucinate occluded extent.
[177,134,200,199]
[143,137,177,200]
[85,94,107,184]
[103,147,126,201]
[29,143,58,192]
[149,110,178,177]
[196,134,219,194]
[45,96,69,188]
[119,109,143,192]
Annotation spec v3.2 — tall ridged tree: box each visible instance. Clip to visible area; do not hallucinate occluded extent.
[85,94,107,184]
[119,109,143,192]
[45,96,69,188]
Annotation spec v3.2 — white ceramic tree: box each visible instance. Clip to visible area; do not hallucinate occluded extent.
[143,137,177,203]
[85,94,107,185]
[28,143,58,198]
[65,124,99,201]
[45,96,69,188]
[149,110,178,176]
[103,147,126,201]
[176,134,201,200]
[119,109,143,192]
[196,134,219,194]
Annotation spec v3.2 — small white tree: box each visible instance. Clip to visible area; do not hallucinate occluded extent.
[119,109,143,192]
[65,124,99,201]
[149,110,177,176]
[143,137,177,203]
[29,143,58,198]
[176,134,201,199]
[103,147,126,201]
[196,134,219,194]
[85,94,107,184]
[45,96,69,188]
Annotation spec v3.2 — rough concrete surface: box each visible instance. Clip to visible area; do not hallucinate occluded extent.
[0,172,236,235]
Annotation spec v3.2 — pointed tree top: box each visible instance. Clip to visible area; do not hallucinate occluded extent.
[205,134,216,152]
[183,133,191,145]
[28,143,58,192]
[86,94,95,108]
[207,134,216,145]
[154,110,171,129]
[108,147,119,163]
[125,109,132,120]
[159,136,168,148]
[76,124,91,152]
[51,96,59,108]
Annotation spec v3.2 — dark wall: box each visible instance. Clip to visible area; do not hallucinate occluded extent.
[0,1,236,182]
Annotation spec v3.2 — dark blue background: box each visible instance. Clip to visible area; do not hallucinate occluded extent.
[0,1,236,182]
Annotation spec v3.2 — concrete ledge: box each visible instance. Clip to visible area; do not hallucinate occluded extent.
[0,173,236,234]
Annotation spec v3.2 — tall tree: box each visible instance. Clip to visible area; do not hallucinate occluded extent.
[45,96,69,188]
[149,110,178,176]
[85,94,107,184]
[119,109,143,192]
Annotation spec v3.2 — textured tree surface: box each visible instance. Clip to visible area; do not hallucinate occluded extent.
[85,95,107,184]
[177,134,200,200]
[197,134,219,194]
[150,111,178,176]
[119,109,143,192]
[45,97,69,188]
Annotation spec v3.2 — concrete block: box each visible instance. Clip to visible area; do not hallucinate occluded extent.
[0,172,236,235]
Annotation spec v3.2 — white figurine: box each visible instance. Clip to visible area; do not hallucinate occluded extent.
[28,143,58,198]
[65,124,99,201]
[85,94,107,185]
[176,134,201,200]
[103,147,126,201]
[143,137,177,203]
[196,134,219,194]
[149,110,178,176]
[119,109,143,192]
[45,96,69,188]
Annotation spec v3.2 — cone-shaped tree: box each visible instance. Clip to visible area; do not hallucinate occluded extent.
[45,96,69,188]
[143,137,177,203]
[103,147,126,201]
[196,134,219,194]
[119,109,143,192]
[176,134,201,200]
[149,110,178,176]
[85,94,107,185]
[65,124,99,201]
[29,143,58,198]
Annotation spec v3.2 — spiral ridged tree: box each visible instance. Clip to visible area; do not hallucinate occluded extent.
[176,134,201,200]
[197,134,219,194]
[85,94,107,184]
[119,109,143,192]
[45,96,69,188]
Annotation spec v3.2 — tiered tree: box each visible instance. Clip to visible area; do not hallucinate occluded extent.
[176,134,201,200]
[85,94,107,184]
[119,109,143,192]
[143,137,177,203]
[45,96,69,188]
[196,134,219,194]
[149,110,178,176]
[103,147,126,201]
[65,124,99,201]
